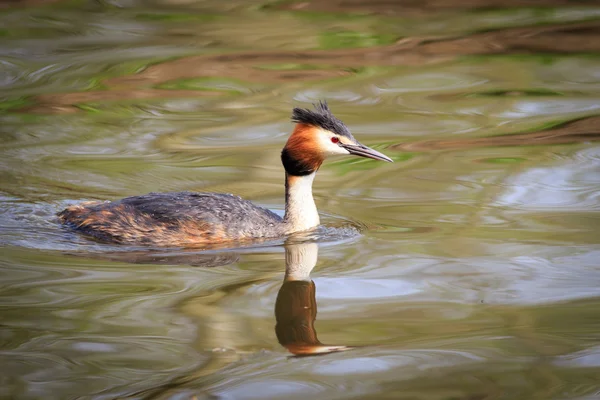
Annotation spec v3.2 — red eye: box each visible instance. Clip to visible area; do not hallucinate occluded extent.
[331,137,339,144]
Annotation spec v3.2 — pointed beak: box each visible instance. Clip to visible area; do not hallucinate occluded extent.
[341,143,393,162]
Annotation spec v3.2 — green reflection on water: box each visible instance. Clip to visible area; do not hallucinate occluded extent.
[135,12,221,22]
[319,31,397,49]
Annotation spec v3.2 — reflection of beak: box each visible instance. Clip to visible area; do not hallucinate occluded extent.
[285,344,353,356]
[341,143,393,162]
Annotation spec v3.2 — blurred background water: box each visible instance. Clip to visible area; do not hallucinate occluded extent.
[1,0,600,399]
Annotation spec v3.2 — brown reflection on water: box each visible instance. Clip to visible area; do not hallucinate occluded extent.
[275,0,595,15]
[416,20,600,56]
[275,243,351,356]
[106,20,600,83]
[108,60,352,88]
[22,17,600,114]
[394,115,600,152]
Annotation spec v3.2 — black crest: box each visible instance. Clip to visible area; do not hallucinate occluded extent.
[291,100,353,138]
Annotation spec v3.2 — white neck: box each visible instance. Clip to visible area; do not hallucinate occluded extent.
[283,172,320,233]
[284,243,319,281]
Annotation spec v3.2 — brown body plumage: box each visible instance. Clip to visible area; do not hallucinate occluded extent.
[58,192,283,246]
[59,202,224,246]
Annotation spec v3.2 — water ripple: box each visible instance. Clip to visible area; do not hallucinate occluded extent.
[495,146,600,211]
[2,3,600,399]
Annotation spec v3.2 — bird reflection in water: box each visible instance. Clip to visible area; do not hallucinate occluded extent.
[66,239,351,357]
[275,242,351,356]
[107,242,350,399]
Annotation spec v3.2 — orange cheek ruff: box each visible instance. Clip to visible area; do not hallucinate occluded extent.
[283,124,325,172]
[58,202,230,246]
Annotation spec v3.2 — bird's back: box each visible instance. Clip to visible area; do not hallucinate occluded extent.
[58,192,284,246]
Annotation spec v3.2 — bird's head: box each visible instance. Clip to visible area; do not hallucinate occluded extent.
[281,101,392,176]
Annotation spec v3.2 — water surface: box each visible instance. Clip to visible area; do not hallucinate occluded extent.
[1,1,600,399]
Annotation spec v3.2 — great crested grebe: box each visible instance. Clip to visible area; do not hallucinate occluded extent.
[58,101,392,246]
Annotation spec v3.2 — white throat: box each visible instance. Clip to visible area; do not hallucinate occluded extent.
[283,172,320,233]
